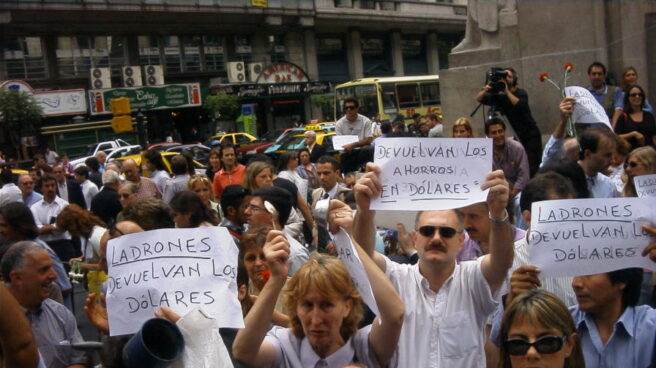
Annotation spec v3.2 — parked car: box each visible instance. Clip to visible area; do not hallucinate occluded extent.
[146,142,182,152]
[116,151,205,177]
[71,141,141,168]
[265,131,337,162]
[165,144,211,165]
[206,132,257,148]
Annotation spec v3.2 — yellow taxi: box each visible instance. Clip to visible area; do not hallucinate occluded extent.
[116,151,205,177]
[207,132,257,148]
[264,130,337,161]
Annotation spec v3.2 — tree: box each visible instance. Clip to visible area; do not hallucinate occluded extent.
[204,92,239,121]
[0,89,42,159]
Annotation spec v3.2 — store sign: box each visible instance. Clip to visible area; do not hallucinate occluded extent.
[213,81,330,98]
[89,83,201,115]
[257,62,309,84]
[0,80,87,117]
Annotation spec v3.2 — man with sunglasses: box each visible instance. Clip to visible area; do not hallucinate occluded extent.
[336,97,374,174]
[352,164,514,368]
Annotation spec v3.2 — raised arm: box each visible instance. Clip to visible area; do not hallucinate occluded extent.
[480,170,514,295]
[329,200,404,367]
[233,230,289,368]
[352,163,387,270]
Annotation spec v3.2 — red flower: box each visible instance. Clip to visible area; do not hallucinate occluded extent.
[563,63,574,72]
[539,73,549,82]
[261,270,270,283]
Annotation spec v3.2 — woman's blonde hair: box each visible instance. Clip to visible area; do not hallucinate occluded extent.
[283,254,363,340]
[622,146,656,197]
[500,289,585,368]
[243,161,273,192]
[188,175,215,201]
[452,117,473,137]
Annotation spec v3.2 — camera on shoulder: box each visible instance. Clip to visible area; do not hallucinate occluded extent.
[485,67,509,94]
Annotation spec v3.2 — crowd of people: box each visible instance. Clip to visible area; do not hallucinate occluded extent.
[1,60,656,368]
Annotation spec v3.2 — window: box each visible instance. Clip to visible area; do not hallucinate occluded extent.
[420,82,440,106]
[183,36,201,72]
[234,35,253,64]
[3,36,46,79]
[316,36,348,82]
[269,35,285,63]
[56,36,91,78]
[203,35,225,72]
[163,36,182,73]
[361,35,392,77]
[235,134,252,145]
[138,36,161,66]
[396,84,420,108]
[402,36,428,75]
[381,83,398,113]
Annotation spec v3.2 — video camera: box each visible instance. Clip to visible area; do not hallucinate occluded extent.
[485,67,509,94]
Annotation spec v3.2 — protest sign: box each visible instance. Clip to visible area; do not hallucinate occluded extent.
[564,86,612,129]
[332,135,359,151]
[370,138,491,211]
[634,174,656,198]
[106,227,243,336]
[333,228,380,317]
[528,197,656,277]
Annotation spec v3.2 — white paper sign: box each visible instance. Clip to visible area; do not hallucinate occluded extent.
[106,227,243,336]
[332,135,359,150]
[332,228,380,317]
[371,138,492,211]
[564,86,612,129]
[634,174,656,198]
[528,198,656,277]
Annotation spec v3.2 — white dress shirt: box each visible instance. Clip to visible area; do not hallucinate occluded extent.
[31,197,71,243]
[384,256,500,368]
[80,180,99,210]
[57,180,69,202]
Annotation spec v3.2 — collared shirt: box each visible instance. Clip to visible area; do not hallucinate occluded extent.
[151,169,170,192]
[586,172,619,198]
[162,174,190,203]
[572,305,656,368]
[135,176,162,199]
[23,191,43,208]
[80,179,99,210]
[384,256,500,368]
[25,298,86,368]
[283,228,309,277]
[457,226,526,263]
[336,114,373,140]
[493,138,530,191]
[56,180,68,202]
[540,135,562,167]
[264,325,382,368]
[428,124,444,137]
[212,164,246,199]
[588,84,624,111]
[0,182,23,207]
[31,197,71,243]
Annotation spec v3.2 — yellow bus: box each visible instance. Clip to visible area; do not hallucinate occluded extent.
[334,75,440,123]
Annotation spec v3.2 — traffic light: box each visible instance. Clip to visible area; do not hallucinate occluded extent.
[110,97,134,133]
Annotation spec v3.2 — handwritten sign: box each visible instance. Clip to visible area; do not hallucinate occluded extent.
[370,138,491,211]
[332,228,380,317]
[332,135,359,150]
[528,198,656,277]
[634,174,656,198]
[106,227,243,336]
[564,86,612,129]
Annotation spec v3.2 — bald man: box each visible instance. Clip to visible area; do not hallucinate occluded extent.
[121,159,161,199]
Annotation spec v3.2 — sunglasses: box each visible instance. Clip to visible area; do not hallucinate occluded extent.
[629,93,644,98]
[344,105,357,110]
[624,161,640,169]
[417,225,459,238]
[505,336,567,356]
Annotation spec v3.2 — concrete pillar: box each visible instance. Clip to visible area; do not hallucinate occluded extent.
[43,36,58,80]
[125,36,140,66]
[390,30,403,76]
[426,31,440,75]
[346,28,363,79]
[303,29,319,80]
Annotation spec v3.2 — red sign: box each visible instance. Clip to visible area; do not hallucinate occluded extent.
[257,62,309,84]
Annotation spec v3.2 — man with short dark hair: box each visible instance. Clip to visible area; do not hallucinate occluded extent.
[485,118,529,197]
[2,241,86,368]
[578,127,618,198]
[588,61,624,127]
[33,153,52,177]
[245,186,309,276]
[219,185,250,244]
[31,175,73,266]
[145,150,170,192]
[336,97,374,173]
[73,165,98,210]
[53,164,86,209]
[311,155,351,205]
[162,155,190,203]
[18,174,42,208]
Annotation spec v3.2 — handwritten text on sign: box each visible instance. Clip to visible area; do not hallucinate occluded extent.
[528,198,656,277]
[106,227,243,336]
[332,135,359,151]
[564,86,612,129]
[371,138,492,211]
[333,228,380,317]
[634,174,656,198]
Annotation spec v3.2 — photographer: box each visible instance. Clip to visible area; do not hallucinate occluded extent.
[476,67,542,177]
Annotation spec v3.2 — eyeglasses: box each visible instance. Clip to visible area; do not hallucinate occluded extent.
[417,225,459,238]
[504,336,567,356]
[629,93,644,98]
[344,105,357,110]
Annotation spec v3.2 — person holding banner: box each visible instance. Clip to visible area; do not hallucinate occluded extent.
[233,202,404,368]
[621,146,656,198]
[352,164,514,368]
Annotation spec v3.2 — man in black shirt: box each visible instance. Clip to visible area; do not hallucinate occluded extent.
[476,67,542,177]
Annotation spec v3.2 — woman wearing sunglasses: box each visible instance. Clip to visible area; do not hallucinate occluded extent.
[499,289,585,368]
[621,146,656,197]
[614,84,656,149]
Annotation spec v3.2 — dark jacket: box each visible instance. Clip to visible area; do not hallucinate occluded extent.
[57,178,86,209]
[90,187,122,226]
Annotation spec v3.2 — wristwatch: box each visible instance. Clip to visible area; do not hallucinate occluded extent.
[489,209,509,225]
